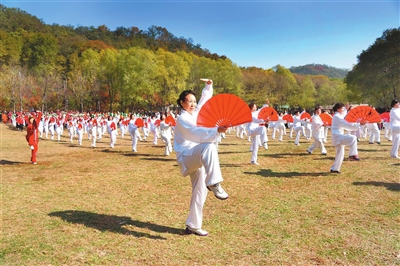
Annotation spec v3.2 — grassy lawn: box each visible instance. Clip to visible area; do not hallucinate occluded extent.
[1,123,399,265]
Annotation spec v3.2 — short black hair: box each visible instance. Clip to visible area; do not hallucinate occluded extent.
[333,103,345,112]
[177,90,196,108]
[391,99,399,107]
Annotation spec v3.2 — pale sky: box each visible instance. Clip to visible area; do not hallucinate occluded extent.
[2,0,399,70]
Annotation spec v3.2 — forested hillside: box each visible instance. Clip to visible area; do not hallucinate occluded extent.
[290,64,348,79]
[0,4,223,60]
[0,4,397,112]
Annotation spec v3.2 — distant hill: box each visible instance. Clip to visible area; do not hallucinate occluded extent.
[289,64,349,79]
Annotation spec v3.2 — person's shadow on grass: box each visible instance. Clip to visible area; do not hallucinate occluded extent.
[244,168,330,178]
[353,181,400,192]
[49,210,183,239]
[0,159,22,165]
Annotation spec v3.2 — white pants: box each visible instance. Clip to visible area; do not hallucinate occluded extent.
[324,127,330,142]
[110,130,117,148]
[331,134,358,171]
[294,126,305,145]
[368,127,380,143]
[151,129,158,145]
[248,126,267,163]
[250,136,260,163]
[390,133,400,158]
[77,130,83,145]
[182,143,223,230]
[308,137,327,154]
[129,129,139,151]
[161,134,172,155]
[91,127,97,147]
[276,125,286,141]
[69,128,75,142]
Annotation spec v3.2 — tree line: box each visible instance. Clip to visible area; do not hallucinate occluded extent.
[0,5,397,113]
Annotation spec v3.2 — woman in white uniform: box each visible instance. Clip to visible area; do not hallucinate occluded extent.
[307,106,327,155]
[292,111,305,145]
[389,100,400,158]
[174,79,228,237]
[330,103,365,173]
[246,103,268,165]
[160,113,173,156]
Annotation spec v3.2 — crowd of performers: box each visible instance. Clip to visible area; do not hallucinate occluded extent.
[1,100,398,168]
[3,90,400,237]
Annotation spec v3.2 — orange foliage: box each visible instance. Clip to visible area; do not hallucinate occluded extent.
[82,40,114,52]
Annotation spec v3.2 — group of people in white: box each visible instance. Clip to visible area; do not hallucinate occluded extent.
[5,97,397,164]
[7,77,400,237]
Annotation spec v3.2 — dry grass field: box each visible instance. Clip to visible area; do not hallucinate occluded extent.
[1,122,399,265]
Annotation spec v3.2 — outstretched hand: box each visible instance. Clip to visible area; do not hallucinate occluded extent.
[200,78,213,85]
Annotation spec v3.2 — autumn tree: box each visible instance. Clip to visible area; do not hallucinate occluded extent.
[155,49,190,110]
[98,48,120,112]
[241,67,273,104]
[118,47,158,111]
[298,76,317,109]
[274,65,300,109]
[345,28,400,107]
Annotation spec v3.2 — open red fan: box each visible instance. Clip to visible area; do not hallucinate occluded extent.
[165,115,176,126]
[345,106,381,123]
[134,118,144,127]
[154,119,161,126]
[380,112,390,122]
[282,114,293,123]
[197,94,252,128]
[319,113,332,126]
[257,106,278,121]
[300,112,311,120]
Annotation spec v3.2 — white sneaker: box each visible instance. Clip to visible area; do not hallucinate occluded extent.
[207,183,228,200]
[185,226,208,236]
[263,142,268,150]
[251,161,260,165]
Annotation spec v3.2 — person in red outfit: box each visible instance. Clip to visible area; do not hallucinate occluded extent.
[26,112,42,164]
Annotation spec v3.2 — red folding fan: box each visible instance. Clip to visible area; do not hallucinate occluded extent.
[380,112,390,122]
[154,119,161,126]
[345,106,381,123]
[257,106,278,121]
[197,94,252,128]
[319,113,332,126]
[165,115,176,126]
[134,118,144,127]
[300,112,311,120]
[282,114,293,123]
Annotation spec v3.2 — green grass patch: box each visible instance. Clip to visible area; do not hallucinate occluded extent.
[1,123,399,265]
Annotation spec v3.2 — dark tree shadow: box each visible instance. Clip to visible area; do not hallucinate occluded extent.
[261,153,313,159]
[49,210,184,239]
[220,163,243,168]
[0,159,23,165]
[218,151,249,155]
[358,148,383,153]
[140,157,176,162]
[310,156,335,161]
[353,181,400,192]
[244,168,329,178]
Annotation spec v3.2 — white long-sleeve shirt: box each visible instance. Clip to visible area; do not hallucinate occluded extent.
[160,121,172,139]
[390,107,400,134]
[293,114,303,128]
[246,111,265,132]
[331,111,360,146]
[174,83,219,176]
[311,114,324,139]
